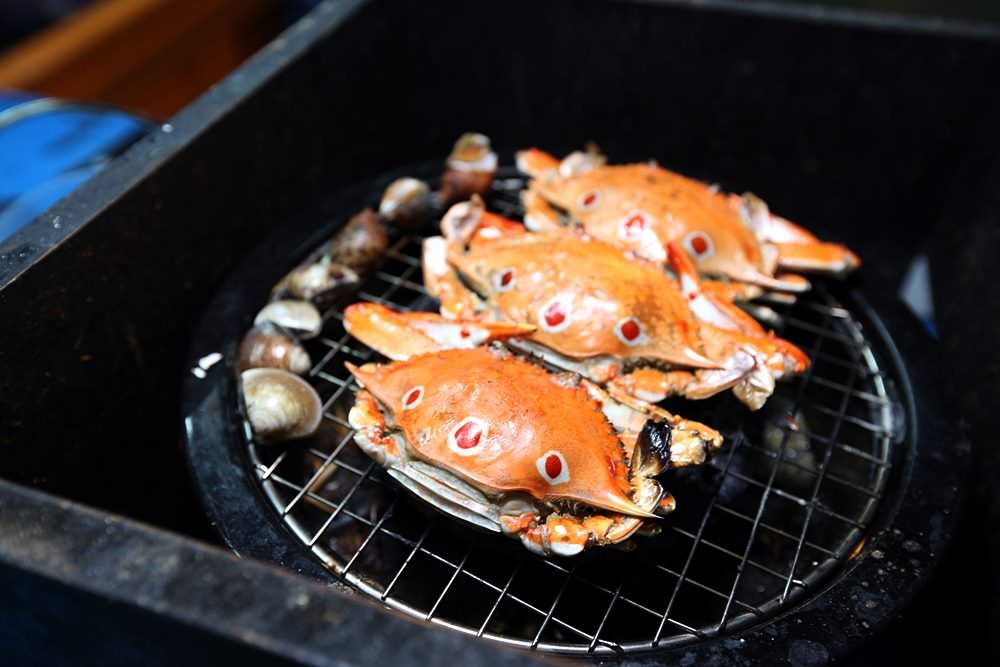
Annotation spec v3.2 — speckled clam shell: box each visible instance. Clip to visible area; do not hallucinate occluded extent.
[272,259,359,306]
[237,323,312,375]
[379,177,433,230]
[241,368,322,444]
[254,300,323,340]
[327,208,389,274]
[441,132,497,205]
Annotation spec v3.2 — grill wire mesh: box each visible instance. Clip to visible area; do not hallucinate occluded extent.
[244,175,901,656]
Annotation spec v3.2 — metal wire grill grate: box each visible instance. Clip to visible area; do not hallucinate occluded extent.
[244,176,901,655]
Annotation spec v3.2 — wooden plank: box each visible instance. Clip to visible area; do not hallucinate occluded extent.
[0,0,279,117]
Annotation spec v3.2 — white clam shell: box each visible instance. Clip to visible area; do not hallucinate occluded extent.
[255,300,322,340]
[241,368,322,444]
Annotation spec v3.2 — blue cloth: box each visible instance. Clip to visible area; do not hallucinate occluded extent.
[0,91,150,242]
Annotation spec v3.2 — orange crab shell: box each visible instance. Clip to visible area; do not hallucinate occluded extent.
[528,163,766,279]
[449,233,719,370]
[347,347,652,518]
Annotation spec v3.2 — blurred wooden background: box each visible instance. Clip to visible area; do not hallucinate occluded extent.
[0,0,281,119]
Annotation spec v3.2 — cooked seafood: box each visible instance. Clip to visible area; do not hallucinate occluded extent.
[343,307,722,555]
[421,200,808,410]
[241,368,322,444]
[517,146,860,293]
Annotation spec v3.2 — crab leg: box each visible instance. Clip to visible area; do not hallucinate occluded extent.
[422,236,483,319]
[772,242,862,275]
[515,147,562,179]
[734,193,861,277]
[668,242,809,377]
[582,379,723,469]
[607,346,779,410]
[343,302,534,360]
[517,146,606,180]
[520,188,564,233]
[701,280,787,326]
[506,511,653,557]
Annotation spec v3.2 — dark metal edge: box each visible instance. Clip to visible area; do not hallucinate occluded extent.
[0,0,369,289]
[0,479,553,667]
[626,0,1000,38]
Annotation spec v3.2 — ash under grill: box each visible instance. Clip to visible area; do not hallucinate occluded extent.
[240,174,902,656]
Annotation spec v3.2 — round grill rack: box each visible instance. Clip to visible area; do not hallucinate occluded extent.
[186,169,907,657]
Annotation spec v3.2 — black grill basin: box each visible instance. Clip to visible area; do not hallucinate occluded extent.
[184,167,907,657]
[1,1,997,665]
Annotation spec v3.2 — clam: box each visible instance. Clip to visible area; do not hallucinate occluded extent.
[237,323,312,375]
[441,132,497,205]
[241,368,322,444]
[254,300,323,340]
[272,259,359,305]
[379,177,433,230]
[327,208,389,274]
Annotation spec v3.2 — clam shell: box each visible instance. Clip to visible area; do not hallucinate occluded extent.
[254,300,322,340]
[237,323,312,375]
[272,260,359,305]
[241,368,322,444]
[442,133,496,204]
[328,208,389,273]
[379,177,433,230]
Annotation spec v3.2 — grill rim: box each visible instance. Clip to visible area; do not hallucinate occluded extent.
[180,161,963,664]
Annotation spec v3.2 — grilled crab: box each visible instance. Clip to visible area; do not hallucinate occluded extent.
[419,199,808,410]
[343,306,723,555]
[517,147,860,294]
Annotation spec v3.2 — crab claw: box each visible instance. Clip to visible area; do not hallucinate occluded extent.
[735,193,861,277]
[667,242,809,380]
[343,302,535,361]
[772,241,862,275]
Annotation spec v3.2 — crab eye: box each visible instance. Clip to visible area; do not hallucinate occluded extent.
[614,317,646,346]
[538,297,572,333]
[401,386,424,410]
[618,211,650,241]
[493,267,516,292]
[579,191,600,210]
[448,417,488,456]
[683,231,714,259]
[536,450,570,485]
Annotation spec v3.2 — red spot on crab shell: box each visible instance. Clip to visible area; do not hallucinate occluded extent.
[545,454,562,479]
[543,301,567,328]
[623,213,646,238]
[500,269,514,287]
[402,386,423,410]
[582,192,598,208]
[454,420,483,450]
[620,318,641,341]
[459,328,471,339]
[690,234,709,255]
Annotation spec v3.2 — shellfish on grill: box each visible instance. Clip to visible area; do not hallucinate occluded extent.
[237,322,312,375]
[342,305,722,555]
[241,368,322,444]
[420,199,809,410]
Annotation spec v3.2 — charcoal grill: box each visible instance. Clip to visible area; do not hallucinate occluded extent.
[183,166,907,657]
[3,0,996,664]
